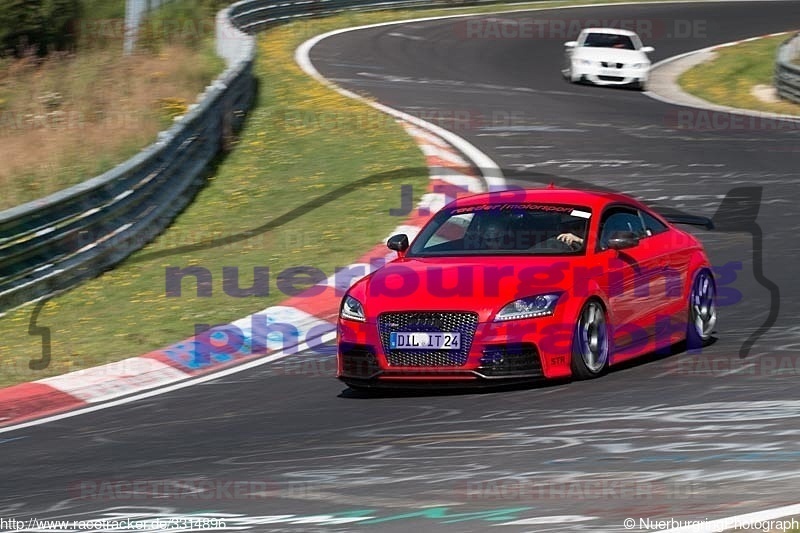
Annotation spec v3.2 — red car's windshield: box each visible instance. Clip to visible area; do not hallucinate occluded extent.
[407,203,592,256]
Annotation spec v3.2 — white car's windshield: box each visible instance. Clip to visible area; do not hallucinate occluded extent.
[583,32,636,50]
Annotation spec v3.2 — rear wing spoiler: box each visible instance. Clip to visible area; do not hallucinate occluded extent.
[663,214,714,230]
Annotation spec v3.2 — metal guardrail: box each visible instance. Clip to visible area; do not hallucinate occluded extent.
[225,0,530,35]
[775,32,800,104]
[0,0,528,313]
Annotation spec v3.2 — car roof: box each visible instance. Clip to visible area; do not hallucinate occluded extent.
[580,27,639,37]
[449,188,648,212]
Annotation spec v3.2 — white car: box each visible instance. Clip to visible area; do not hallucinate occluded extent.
[563,28,654,90]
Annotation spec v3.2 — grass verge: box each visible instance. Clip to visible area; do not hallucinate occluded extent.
[0,0,679,387]
[679,34,800,116]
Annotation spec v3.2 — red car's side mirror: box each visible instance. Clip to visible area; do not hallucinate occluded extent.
[607,231,639,250]
[387,234,409,257]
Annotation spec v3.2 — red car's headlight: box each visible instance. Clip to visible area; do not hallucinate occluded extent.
[494,293,562,322]
[340,295,366,322]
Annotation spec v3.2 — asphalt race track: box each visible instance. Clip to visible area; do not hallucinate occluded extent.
[3,2,800,532]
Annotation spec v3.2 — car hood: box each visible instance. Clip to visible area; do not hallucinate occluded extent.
[350,255,579,322]
[572,47,650,64]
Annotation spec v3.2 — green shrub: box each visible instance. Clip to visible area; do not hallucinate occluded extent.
[0,0,83,57]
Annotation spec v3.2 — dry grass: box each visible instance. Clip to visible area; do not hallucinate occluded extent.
[0,42,222,210]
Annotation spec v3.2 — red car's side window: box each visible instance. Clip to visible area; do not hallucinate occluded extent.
[641,210,669,236]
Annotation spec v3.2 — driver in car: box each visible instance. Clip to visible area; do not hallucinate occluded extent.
[557,232,583,246]
[482,220,509,249]
[557,220,586,247]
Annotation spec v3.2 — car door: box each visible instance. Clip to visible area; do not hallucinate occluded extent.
[595,206,661,353]
[638,208,690,343]
[638,208,683,316]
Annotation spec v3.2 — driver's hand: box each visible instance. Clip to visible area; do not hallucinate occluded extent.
[557,233,584,245]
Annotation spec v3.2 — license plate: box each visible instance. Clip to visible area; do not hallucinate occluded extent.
[601,69,619,76]
[390,332,461,350]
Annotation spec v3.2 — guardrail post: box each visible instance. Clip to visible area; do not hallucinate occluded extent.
[775,32,800,105]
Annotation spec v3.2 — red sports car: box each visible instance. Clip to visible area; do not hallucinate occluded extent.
[337,188,717,388]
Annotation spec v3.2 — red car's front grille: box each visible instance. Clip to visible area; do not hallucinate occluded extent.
[378,312,478,367]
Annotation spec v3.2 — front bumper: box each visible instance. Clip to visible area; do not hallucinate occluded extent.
[573,63,649,86]
[337,313,574,387]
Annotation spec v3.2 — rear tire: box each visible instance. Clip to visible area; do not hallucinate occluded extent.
[686,269,717,350]
[571,300,610,379]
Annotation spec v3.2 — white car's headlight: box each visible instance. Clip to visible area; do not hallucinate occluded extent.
[579,59,593,66]
[494,293,562,322]
[340,295,366,322]
[631,63,644,69]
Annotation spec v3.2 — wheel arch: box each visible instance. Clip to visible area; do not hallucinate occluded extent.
[683,251,715,301]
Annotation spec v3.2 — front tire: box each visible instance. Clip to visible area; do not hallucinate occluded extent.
[686,269,717,350]
[571,299,610,379]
